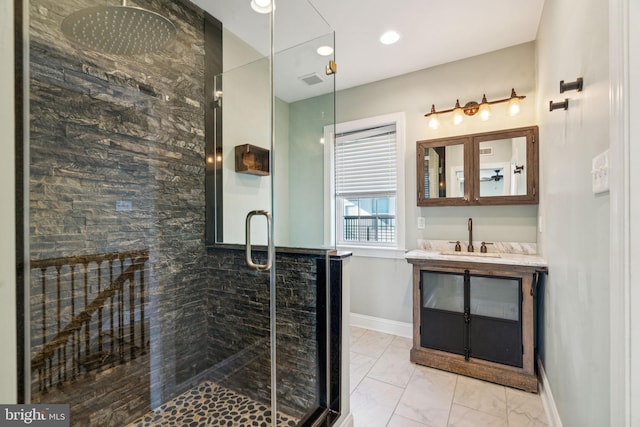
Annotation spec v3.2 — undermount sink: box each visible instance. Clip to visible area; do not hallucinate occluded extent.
[438,251,502,258]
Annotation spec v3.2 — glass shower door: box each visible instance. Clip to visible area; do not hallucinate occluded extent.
[206,0,337,424]
[23,0,336,424]
[272,1,337,422]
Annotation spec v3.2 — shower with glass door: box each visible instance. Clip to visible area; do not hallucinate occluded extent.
[19,0,340,425]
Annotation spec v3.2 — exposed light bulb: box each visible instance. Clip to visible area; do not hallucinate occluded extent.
[452,100,464,125]
[508,98,521,116]
[508,88,521,116]
[479,94,491,121]
[255,0,270,6]
[429,115,440,130]
[427,104,439,129]
[479,106,491,121]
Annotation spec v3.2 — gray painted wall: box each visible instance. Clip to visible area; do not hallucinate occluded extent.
[536,0,611,425]
[289,43,539,323]
[287,94,333,248]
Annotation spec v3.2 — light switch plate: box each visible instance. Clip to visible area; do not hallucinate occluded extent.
[417,217,426,229]
[592,150,610,194]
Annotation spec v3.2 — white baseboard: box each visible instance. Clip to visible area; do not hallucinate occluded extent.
[334,413,354,427]
[538,357,563,427]
[350,313,412,338]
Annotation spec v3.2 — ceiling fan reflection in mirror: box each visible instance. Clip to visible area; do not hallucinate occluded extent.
[480,169,504,182]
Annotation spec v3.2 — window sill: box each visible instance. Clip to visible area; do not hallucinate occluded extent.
[337,245,406,259]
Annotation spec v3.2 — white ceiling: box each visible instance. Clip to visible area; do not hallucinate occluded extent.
[190,0,545,103]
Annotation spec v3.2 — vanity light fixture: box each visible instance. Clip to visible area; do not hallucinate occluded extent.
[250,0,273,14]
[425,88,525,128]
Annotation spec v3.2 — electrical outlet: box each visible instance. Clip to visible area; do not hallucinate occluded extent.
[417,217,426,229]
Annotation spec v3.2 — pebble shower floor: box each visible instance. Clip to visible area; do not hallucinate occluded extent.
[128,381,299,427]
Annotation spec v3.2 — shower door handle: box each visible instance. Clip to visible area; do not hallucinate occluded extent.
[245,210,273,271]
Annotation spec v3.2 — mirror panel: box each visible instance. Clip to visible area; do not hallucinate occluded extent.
[423,143,465,199]
[417,126,538,206]
[478,136,527,197]
[417,138,470,206]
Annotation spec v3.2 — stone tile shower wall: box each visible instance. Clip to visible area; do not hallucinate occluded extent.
[28,0,210,424]
[207,248,323,420]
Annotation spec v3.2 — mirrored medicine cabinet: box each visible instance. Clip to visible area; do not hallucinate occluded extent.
[417,126,539,206]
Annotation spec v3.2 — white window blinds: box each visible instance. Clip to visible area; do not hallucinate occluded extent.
[335,124,397,195]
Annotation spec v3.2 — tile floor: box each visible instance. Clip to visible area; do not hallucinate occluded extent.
[350,326,549,427]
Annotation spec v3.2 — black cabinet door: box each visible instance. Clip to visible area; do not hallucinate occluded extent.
[420,271,466,355]
[469,275,522,367]
[420,271,523,368]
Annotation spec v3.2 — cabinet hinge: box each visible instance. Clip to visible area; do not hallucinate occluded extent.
[464,347,470,361]
[464,309,471,324]
[531,271,540,296]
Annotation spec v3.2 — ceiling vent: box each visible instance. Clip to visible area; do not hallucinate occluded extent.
[479,147,493,156]
[299,72,324,86]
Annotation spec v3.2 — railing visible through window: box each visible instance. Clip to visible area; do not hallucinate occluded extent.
[343,214,396,242]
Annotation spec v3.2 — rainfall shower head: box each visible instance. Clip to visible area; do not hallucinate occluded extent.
[61,0,176,56]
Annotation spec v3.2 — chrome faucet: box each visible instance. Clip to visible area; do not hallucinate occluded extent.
[467,218,474,252]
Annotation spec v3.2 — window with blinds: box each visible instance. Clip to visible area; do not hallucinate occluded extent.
[335,124,397,245]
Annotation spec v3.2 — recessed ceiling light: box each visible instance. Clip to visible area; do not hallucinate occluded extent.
[316,45,334,56]
[250,0,273,14]
[380,30,400,45]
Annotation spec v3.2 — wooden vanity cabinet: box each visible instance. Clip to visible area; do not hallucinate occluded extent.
[408,259,545,393]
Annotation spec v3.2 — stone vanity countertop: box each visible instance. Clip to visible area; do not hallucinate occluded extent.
[405,240,548,268]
